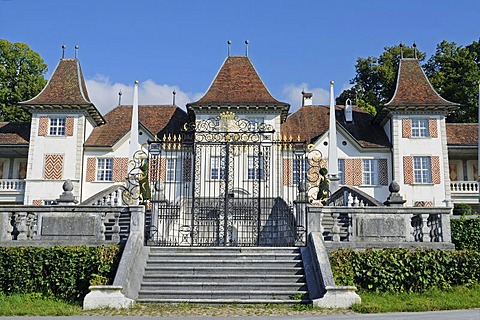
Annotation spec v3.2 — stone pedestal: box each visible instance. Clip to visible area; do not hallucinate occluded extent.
[313,286,361,308]
[83,285,134,310]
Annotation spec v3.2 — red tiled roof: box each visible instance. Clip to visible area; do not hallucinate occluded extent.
[0,122,30,145]
[188,56,288,106]
[282,105,390,148]
[20,59,105,125]
[85,105,189,147]
[385,59,459,107]
[446,123,478,145]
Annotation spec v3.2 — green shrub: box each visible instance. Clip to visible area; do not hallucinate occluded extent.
[330,249,480,293]
[0,246,120,303]
[451,216,480,251]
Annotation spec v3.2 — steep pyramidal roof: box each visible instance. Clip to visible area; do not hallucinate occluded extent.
[188,56,288,106]
[85,105,189,147]
[385,59,459,108]
[20,58,105,125]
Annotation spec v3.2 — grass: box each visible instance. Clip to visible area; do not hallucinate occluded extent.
[353,284,480,313]
[2,285,480,316]
[0,293,81,316]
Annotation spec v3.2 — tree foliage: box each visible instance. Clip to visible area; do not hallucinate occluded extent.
[338,41,480,123]
[0,40,48,121]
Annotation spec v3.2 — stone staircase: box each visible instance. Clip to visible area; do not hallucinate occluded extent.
[136,247,309,304]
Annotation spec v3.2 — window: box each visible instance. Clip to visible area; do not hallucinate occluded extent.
[166,158,176,182]
[293,158,308,185]
[49,117,66,136]
[338,159,345,185]
[413,156,432,183]
[363,159,379,185]
[411,119,429,138]
[97,158,113,181]
[211,157,226,180]
[248,156,264,180]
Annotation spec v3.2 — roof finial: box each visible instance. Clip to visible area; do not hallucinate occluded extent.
[172,90,176,105]
[413,42,417,59]
[227,40,232,56]
[245,40,249,57]
[118,90,122,106]
[399,43,403,59]
[61,44,66,59]
[75,45,79,59]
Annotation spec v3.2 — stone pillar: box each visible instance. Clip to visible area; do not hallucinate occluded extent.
[383,181,406,207]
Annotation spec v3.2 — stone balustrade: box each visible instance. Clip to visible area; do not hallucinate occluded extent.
[327,186,383,207]
[81,185,126,206]
[0,179,25,191]
[0,205,132,244]
[306,205,453,248]
[450,181,478,193]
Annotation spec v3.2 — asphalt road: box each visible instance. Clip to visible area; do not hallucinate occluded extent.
[1,309,479,320]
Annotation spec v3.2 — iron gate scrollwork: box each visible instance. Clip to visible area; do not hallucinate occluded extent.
[127,113,326,247]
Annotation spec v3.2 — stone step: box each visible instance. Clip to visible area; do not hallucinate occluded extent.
[137,289,308,300]
[140,281,307,291]
[147,252,301,260]
[148,247,301,255]
[145,259,302,268]
[141,274,306,283]
[136,298,309,305]
[143,266,305,276]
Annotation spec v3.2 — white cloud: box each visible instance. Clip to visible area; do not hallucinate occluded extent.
[85,75,202,115]
[281,83,329,112]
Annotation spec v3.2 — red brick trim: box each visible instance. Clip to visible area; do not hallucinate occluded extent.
[86,157,96,182]
[431,156,441,184]
[113,157,129,182]
[403,156,414,185]
[66,117,74,136]
[402,118,412,138]
[283,158,293,186]
[429,119,438,138]
[44,154,64,180]
[38,117,48,136]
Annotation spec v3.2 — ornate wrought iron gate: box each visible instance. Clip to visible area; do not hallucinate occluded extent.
[128,114,324,247]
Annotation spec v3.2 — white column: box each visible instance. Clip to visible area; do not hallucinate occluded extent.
[328,81,340,193]
[128,81,140,205]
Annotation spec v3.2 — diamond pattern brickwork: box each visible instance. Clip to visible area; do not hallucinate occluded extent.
[113,157,129,182]
[344,158,362,186]
[429,119,438,138]
[66,117,74,136]
[32,199,43,206]
[414,201,433,207]
[283,158,292,186]
[379,159,388,185]
[44,154,63,180]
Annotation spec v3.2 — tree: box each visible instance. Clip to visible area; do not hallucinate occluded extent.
[336,44,426,115]
[424,40,480,123]
[0,40,48,121]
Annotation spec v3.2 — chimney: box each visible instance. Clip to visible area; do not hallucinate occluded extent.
[344,98,353,122]
[302,91,313,107]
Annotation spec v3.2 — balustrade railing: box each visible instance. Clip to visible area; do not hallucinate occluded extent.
[0,179,25,192]
[450,181,478,193]
[0,206,129,243]
[80,185,126,206]
[307,206,451,244]
[327,186,382,207]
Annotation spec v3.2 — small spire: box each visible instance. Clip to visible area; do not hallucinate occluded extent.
[227,40,232,56]
[413,42,417,59]
[118,90,122,106]
[61,44,66,59]
[399,43,403,59]
[75,45,79,59]
[172,90,176,105]
[245,40,249,57]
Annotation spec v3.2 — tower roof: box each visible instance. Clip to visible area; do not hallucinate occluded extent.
[187,56,289,107]
[385,59,459,108]
[20,58,105,125]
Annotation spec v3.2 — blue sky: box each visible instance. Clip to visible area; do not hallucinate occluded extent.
[1,0,479,114]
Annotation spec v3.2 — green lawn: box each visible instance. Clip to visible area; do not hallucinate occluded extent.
[0,293,81,316]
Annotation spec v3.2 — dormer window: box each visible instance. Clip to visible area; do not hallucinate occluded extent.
[411,119,429,138]
[49,117,66,136]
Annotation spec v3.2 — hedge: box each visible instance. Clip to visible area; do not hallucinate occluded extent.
[330,249,480,293]
[451,216,480,251]
[0,246,120,302]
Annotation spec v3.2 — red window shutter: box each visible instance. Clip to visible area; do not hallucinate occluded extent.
[113,157,129,182]
[428,119,438,138]
[403,156,414,185]
[86,157,96,182]
[66,117,74,136]
[379,159,388,186]
[159,158,166,181]
[431,156,441,184]
[402,118,412,138]
[283,158,293,186]
[344,158,362,186]
[38,117,48,136]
